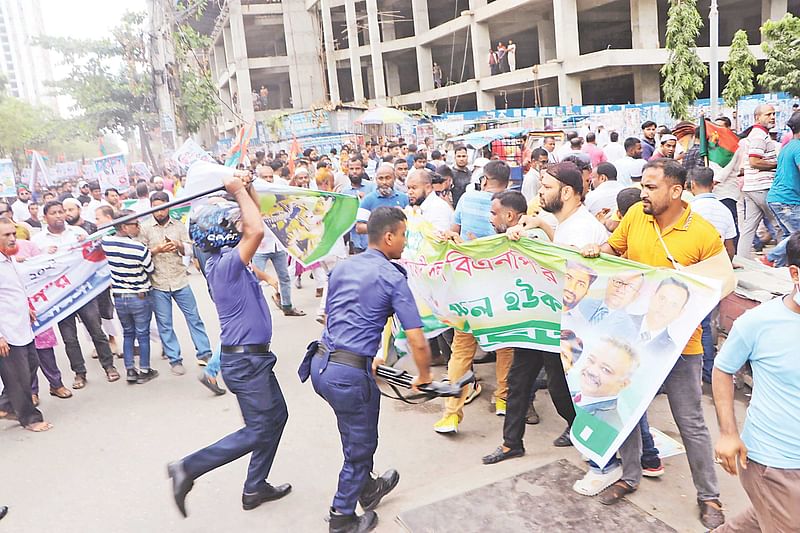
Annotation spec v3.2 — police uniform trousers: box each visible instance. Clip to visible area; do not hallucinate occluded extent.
[182,350,288,493]
[310,353,380,514]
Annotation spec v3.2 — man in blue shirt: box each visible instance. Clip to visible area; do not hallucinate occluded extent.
[168,168,290,517]
[764,113,800,268]
[343,156,376,254]
[711,231,800,533]
[354,163,409,236]
[308,207,432,533]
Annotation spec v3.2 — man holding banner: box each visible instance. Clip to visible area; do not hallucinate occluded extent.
[580,159,726,529]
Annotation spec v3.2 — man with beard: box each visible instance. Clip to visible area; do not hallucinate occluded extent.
[0,216,53,432]
[640,121,657,161]
[562,262,599,321]
[355,164,409,235]
[76,181,92,205]
[139,192,212,374]
[152,176,174,201]
[343,157,376,254]
[406,169,453,232]
[579,159,726,529]
[63,198,97,234]
[451,145,472,208]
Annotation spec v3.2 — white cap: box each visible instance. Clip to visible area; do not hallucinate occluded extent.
[472,157,490,168]
[659,134,677,144]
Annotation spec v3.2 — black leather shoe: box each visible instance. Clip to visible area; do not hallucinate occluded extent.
[242,483,292,510]
[553,426,573,447]
[198,373,226,395]
[167,461,193,517]
[329,509,378,533]
[358,469,399,511]
[482,446,525,465]
[0,506,8,520]
[137,368,159,384]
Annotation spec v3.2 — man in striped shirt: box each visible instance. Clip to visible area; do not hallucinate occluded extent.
[102,210,158,384]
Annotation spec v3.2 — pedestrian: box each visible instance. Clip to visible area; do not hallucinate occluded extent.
[139,192,213,374]
[640,121,657,161]
[506,40,517,71]
[450,145,473,208]
[766,111,800,259]
[585,162,624,216]
[603,132,626,162]
[579,159,726,530]
[710,231,800,533]
[169,169,290,517]
[521,148,549,203]
[488,47,499,75]
[11,184,32,222]
[432,62,443,88]
[102,210,158,385]
[301,206,432,533]
[613,137,645,186]
[0,216,53,432]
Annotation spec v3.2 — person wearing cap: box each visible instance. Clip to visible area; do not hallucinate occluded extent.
[152,176,174,201]
[12,184,32,222]
[168,168,291,518]
[63,198,97,235]
[76,181,91,205]
[650,134,678,160]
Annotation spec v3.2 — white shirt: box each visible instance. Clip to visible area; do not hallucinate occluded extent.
[521,168,541,203]
[12,199,30,222]
[603,142,626,162]
[129,198,150,214]
[256,221,282,254]
[552,205,608,248]
[32,225,88,251]
[584,181,626,215]
[690,193,737,240]
[711,149,742,201]
[555,142,573,162]
[83,198,104,223]
[613,156,645,186]
[419,191,454,233]
[0,253,34,346]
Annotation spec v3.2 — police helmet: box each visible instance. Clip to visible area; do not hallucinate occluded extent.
[189,201,243,252]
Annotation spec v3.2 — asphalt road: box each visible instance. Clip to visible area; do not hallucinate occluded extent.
[0,272,749,532]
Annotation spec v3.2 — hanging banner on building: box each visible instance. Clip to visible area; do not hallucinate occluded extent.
[401,214,721,467]
[0,159,15,197]
[94,153,129,191]
[18,234,111,336]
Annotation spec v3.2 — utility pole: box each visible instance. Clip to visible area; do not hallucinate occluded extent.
[148,0,178,153]
[709,0,719,117]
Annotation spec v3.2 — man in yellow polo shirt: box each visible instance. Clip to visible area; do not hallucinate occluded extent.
[579,159,726,530]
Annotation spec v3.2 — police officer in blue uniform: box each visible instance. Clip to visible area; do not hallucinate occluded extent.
[301,206,432,533]
[168,169,291,517]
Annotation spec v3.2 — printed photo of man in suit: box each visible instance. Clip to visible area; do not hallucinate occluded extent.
[631,277,691,357]
[575,271,644,339]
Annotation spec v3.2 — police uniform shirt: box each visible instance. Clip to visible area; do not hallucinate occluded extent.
[322,248,422,356]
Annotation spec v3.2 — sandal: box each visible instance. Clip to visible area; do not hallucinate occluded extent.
[24,421,53,432]
[271,292,282,310]
[50,386,73,399]
[106,367,121,383]
[283,307,306,317]
[72,374,87,390]
[598,480,635,505]
[31,394,39,407]
[0,409,18,421]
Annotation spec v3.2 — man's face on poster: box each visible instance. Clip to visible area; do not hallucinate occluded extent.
[603,272,643,310]
[563,265,595,311]
[579,340,637,398]
[646,280,690,332]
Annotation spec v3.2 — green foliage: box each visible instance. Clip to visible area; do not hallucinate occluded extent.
[173,23,219,134]
[758,14,800,98]
[661,0,708,120]
[722,30,756,108]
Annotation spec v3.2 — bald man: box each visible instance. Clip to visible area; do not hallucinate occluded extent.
[406,169,453,232]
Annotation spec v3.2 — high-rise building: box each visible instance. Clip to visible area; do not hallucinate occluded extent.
[0,0,58,111]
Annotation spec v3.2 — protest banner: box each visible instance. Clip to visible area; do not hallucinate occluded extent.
[401,213,721,467]
[172,139,214,174]
[18,233,111,336]
[94,153,128,191]
[28,151,52,189]
[55,161,81,180]
[131,161,153,179]
[0,159,15,197]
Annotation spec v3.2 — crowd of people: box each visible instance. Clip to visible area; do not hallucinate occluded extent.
[1,102,799,532]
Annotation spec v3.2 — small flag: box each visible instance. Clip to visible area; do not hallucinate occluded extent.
[225,124,254,168]
[28,151,52,188]
[288,135,301,175]
[698,118,739,167]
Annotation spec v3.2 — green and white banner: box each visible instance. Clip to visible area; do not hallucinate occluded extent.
[401,212,721,467]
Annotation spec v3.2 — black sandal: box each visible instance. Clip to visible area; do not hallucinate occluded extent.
[283,308,306,317]
[482,446,524,465]
[598,480,635,505]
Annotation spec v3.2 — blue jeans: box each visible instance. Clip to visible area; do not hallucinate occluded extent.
[114,293,153,370]
[701,311,716,383]
[253,250,292,308]
[767,203,800,266]
[183,351,288,493]
[152,285,212,365]
[589,414,659,472]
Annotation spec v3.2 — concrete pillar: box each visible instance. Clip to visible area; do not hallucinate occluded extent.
[633,68,661,103]
[366,0,386,100]
[345,0,365,102]
[385,59,401,96]
[552,0,581,106]
[229,0,254,123]
[630,0,659,49]
[412,0,434,92]
[537,17,556,63]
[282,0,327,109]
[762,0,788,21]
[320,0,340,103]
[468,0,494,110]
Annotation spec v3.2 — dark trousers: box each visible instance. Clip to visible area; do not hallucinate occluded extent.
[503,348,575,450]
[183,351,288,493]
[721,198,739,250]
[311,355,380,515]
[31,347,64,394]
[57,299,114,375]
[0,342,44,427]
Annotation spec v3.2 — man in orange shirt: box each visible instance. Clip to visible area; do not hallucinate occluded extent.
[580,159,726,530]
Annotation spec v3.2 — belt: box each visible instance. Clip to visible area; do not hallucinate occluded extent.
[221,343,271,354]
[114,292,150,299]
[315,348,372,371]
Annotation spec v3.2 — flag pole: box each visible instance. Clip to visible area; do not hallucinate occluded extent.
[95,185,225,231]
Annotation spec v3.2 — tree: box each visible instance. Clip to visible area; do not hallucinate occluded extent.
[661,0,707,120]
[172,23,219,134]
[722,30,757,107]
[758,14,800,98]
[36,11,160,169]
